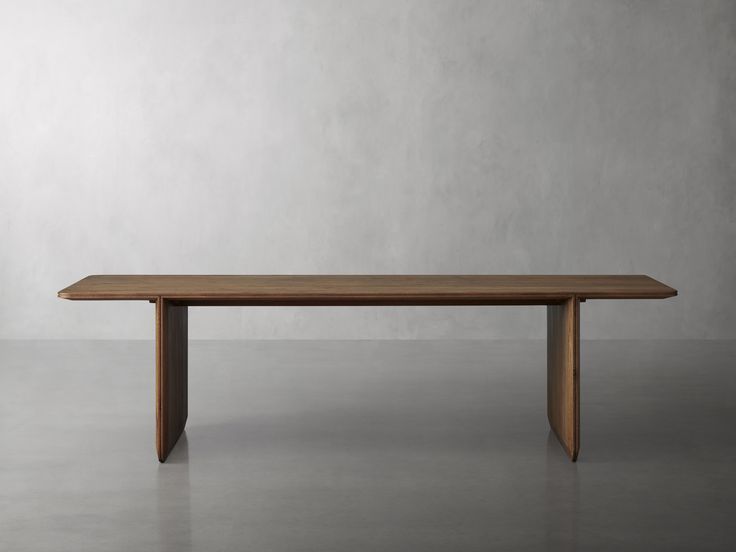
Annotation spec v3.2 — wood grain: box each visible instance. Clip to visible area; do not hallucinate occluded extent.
[547,297,580,461]
[156,298,188,462]
[58,275,677,304]
[58,274,677,463]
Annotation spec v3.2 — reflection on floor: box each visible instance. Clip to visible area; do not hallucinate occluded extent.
[0,340,734,551]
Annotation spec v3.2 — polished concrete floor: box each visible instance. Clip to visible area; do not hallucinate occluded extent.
[0,339,734,551]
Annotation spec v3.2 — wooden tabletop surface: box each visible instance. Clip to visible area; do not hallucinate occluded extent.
[58,275,677,304]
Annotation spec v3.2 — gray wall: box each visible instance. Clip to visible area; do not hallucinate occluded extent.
[1,0,734,340]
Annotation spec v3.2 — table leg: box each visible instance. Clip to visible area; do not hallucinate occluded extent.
[547,297,580,461]
[155,298,188,462]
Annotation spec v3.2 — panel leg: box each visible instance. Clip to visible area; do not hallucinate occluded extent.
[156,298,188,462]
[547,297,580,461]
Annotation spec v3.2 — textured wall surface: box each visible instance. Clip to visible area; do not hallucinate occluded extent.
[1,0,734,339]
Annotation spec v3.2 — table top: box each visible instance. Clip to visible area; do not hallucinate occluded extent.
[58,275,677,305]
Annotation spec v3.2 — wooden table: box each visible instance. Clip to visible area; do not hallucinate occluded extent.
[58,275,677,462]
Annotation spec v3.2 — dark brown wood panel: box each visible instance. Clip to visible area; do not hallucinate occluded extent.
[58,275,677,304]
[156,298,188,462]
[547,297,580,461]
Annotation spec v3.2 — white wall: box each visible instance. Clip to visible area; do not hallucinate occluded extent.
[1,0,734,339]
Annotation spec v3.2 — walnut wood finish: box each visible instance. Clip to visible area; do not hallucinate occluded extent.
[547,297,580,461]
[156,299,188,462]
[58,274,677,462]
[58,275,676,304]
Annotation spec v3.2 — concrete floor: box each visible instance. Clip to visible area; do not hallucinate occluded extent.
[0,340,734,551]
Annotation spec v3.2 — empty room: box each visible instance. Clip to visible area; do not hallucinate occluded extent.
[1,1,735,550]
